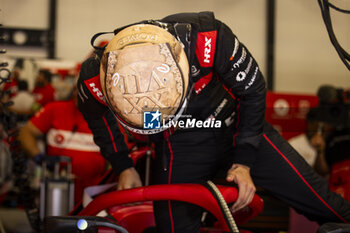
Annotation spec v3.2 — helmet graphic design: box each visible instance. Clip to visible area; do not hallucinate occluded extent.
[100,24,190,134]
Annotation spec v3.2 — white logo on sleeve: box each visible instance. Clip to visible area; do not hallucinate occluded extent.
[204,37,212,64]
[236,71,246,82]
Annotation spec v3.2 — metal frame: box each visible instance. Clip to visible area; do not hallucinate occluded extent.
[0,0,57,59]
[266,0,275,91]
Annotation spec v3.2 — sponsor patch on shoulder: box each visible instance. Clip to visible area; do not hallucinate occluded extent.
[195,31,217,67]
[84,74,107,106]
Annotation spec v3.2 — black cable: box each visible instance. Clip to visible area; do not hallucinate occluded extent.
[323,0,350,59]
[318,0,350,70]
[328,2,350,14]
[318,0,349,60]
[204,181,239,233]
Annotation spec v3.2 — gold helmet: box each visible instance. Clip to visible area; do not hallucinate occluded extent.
[100,24,190,134]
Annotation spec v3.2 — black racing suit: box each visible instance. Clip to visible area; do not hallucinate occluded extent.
[77,11,350,233]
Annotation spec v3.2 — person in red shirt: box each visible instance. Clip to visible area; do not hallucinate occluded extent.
[32,69,56,108]
[2,68,20,98]
[18,87,106,203]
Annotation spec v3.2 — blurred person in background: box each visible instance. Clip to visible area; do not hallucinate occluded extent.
[1,67,20,98]
[8,80,36,122]
[288,85,350,233]
[289,108,331,176]
[32,69,55,110]
[288,108,331,233]
[313,85,350,202]
[1,58,38,99]
[18,85,107,204]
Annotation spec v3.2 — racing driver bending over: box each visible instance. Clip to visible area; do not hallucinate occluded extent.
[77,11,350,233]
